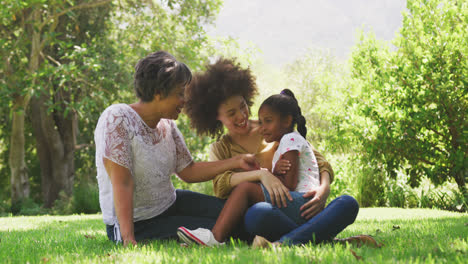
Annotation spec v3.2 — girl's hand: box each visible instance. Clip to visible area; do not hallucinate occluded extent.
[273,156,291,175]
[260,170,292,208]
[300,186,329,219]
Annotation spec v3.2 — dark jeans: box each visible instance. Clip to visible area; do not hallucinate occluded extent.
[244,195,359,245]
[106,190,358,245]
[107,189,232,242]
[261,184,310,225]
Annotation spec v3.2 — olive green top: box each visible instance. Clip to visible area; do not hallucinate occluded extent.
[209,134,335,199]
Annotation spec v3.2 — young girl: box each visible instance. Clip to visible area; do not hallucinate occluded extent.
[177,89,321,246]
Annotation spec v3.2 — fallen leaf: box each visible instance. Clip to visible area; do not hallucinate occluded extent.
[42,257,50,263]
[84,235,96,239]
[349,249,362,261]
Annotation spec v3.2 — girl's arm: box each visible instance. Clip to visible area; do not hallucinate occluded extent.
[208,141,292,206]
[230,169,292,208]
[274,150,300,191]
[103,157,136,247]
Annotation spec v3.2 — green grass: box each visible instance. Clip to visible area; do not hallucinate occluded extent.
[0,208,466,263]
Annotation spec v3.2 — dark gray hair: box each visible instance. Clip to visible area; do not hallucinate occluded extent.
[134,51,192,102]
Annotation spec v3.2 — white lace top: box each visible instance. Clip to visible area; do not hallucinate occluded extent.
[94,104,193,227]
[272,132,320,192]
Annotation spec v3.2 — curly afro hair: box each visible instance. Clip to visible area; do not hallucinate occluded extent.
[185,58,258,137]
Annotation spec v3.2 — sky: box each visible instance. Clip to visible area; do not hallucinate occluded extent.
[206,0,407,67]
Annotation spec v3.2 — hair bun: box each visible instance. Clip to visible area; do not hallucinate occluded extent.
[280,89,296,100]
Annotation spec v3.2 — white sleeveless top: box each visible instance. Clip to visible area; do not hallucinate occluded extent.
[94,104,193,228]
[272,132,320,192]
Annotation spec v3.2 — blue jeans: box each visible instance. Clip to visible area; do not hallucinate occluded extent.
[244,195,359,245]
[261,184,310,225]
[106,189,250,242]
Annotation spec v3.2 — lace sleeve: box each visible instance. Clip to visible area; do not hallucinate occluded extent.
[171,121,193,172]
[102,109,133,171]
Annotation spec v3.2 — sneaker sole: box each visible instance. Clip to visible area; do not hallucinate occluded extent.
[177,227,207,246]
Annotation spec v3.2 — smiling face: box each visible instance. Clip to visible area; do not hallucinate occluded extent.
[158,84,186,120]
[217,95,251,136]
[258,105,292,143]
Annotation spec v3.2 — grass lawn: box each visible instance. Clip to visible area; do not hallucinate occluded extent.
[0,208,466,263]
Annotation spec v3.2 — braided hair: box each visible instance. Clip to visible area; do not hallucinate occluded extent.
[259,89,307,138]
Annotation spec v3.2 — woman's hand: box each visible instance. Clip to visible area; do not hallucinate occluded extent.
[259,169,292,208]
[238,154,260,171]
[123,238,137,247]
[300,171,331,219]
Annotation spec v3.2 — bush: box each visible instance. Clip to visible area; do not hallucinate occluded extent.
[414,179,467,212]
[10,197,47,216]
[51,182,101,215]
[0,200,9,216]
[355,165,386,207]
[381,175,467,212]
[73,181,100,214]
[326,153,358,201]
[51,191,74,215]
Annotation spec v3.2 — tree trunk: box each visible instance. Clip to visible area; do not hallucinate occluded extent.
[30,94,76,208]
[7,7,42,205]
[9,95,30,204]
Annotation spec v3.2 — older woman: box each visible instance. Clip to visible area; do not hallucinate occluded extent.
[94,51,257,246]
[185,58,368,246]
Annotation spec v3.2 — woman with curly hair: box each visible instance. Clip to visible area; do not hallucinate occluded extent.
[184,58,376,247]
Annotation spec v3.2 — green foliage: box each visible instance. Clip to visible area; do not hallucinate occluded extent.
[355,166,387,207]
[383,176,468,212]
[349,0,467,193]
[10,197,47,216]
[72,181,100,214]
[50,182,100,215]
[172,114,215,195]
[282,49,351,150]
[0,0,226,208]
[109,0,223,72]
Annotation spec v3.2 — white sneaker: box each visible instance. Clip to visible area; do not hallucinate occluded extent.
[177,227,225,247]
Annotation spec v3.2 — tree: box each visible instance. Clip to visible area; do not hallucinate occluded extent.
[282,49,350,151]
[350,0,467,193]
[1,0,113,207]
[1,0,224,208]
